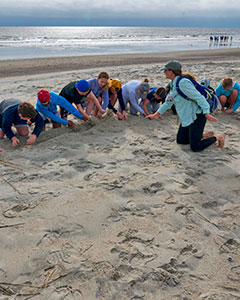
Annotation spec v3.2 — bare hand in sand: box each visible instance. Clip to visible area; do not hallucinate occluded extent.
[82,113,89,121]
[205,113,217,122]
[122,111,128,120]
[100,109,106,115]
[68,120,75,128]
[27,134,37,145]
[96,111,104,119]
[116,111,123,120]
[11,136,20,147]
[146,112,160,120]
[0,147,5,152]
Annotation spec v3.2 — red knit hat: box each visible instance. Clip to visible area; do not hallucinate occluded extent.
[38,89,50,103]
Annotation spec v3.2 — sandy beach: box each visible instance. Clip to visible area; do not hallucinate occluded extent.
[1,49,240,300]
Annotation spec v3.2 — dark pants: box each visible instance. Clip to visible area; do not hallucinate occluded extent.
[176,113,216,152]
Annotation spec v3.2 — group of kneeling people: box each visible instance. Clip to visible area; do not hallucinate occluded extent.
[1,60,240,152]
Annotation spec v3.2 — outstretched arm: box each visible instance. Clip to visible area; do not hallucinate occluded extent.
[146,111,161,120]
[142,98,150,115]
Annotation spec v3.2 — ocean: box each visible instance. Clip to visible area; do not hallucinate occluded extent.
[0,26,239,60]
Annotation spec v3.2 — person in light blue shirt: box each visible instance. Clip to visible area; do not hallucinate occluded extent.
[147,60,225,152]
[215,77,240,118]
[87,71,110,118]
[36,89,86,128]
[121,79,150,116]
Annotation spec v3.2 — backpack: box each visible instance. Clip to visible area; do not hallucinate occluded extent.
[175,76,218,113]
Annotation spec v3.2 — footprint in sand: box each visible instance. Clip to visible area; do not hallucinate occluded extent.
[50,287,83,300]
[69,159,104,172]
[0,268,7,280]
[3,202,37,218]
[143,182,163,194]
[219,238,240,254]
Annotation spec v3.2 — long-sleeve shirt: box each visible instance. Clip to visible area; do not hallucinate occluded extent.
[215,82,240,111]
[87,78,109,110]
[157,76,210,127]
[122,80,145,115]
[36,91,83,126]
[108,88,125,113]
[0,99,45,140]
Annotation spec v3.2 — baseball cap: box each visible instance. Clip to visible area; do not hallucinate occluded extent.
[38,89,50,103]
[155,87,166,99]
[161,60,182,71]
[75,80,90,92]
[138,82,150,99]
[200,78,211,86]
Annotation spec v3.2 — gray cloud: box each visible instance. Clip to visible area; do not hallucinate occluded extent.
[0,0,239,25]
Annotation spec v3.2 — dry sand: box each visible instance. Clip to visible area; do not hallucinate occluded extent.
[1,49,240,300]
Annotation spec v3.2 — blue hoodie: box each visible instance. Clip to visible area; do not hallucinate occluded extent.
[36,91,83,125]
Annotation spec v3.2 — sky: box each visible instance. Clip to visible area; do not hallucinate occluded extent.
[0,0,239,27]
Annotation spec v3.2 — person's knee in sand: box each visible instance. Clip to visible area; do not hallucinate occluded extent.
[36,89,85,129]
[215,77,240,116]
[0,100,45,148]
[146,60,225,151]
[121,79,150,116]
[219,89,238,113]
[59,79,105,121]
[87,71,110,119]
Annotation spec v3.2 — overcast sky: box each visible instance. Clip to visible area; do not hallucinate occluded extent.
[0,0,239,27]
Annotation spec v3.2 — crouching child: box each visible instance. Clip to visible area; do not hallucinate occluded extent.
[0,99,45,147]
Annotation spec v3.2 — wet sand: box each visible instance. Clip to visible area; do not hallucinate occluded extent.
[0,48,240,78]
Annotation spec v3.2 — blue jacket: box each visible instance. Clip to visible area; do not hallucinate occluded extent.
[36,91,83,126]
[1,104,45,140]
[215,82,240,111]
[157,76,210,127]
[87,78,109,110]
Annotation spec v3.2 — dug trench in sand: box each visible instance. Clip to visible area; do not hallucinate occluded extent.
[0,49,240,299]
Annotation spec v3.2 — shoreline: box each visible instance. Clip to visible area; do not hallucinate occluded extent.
[1,50,240,299]
[0,48,240,78]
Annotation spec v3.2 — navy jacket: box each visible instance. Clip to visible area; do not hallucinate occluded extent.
[1,104,45,140]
